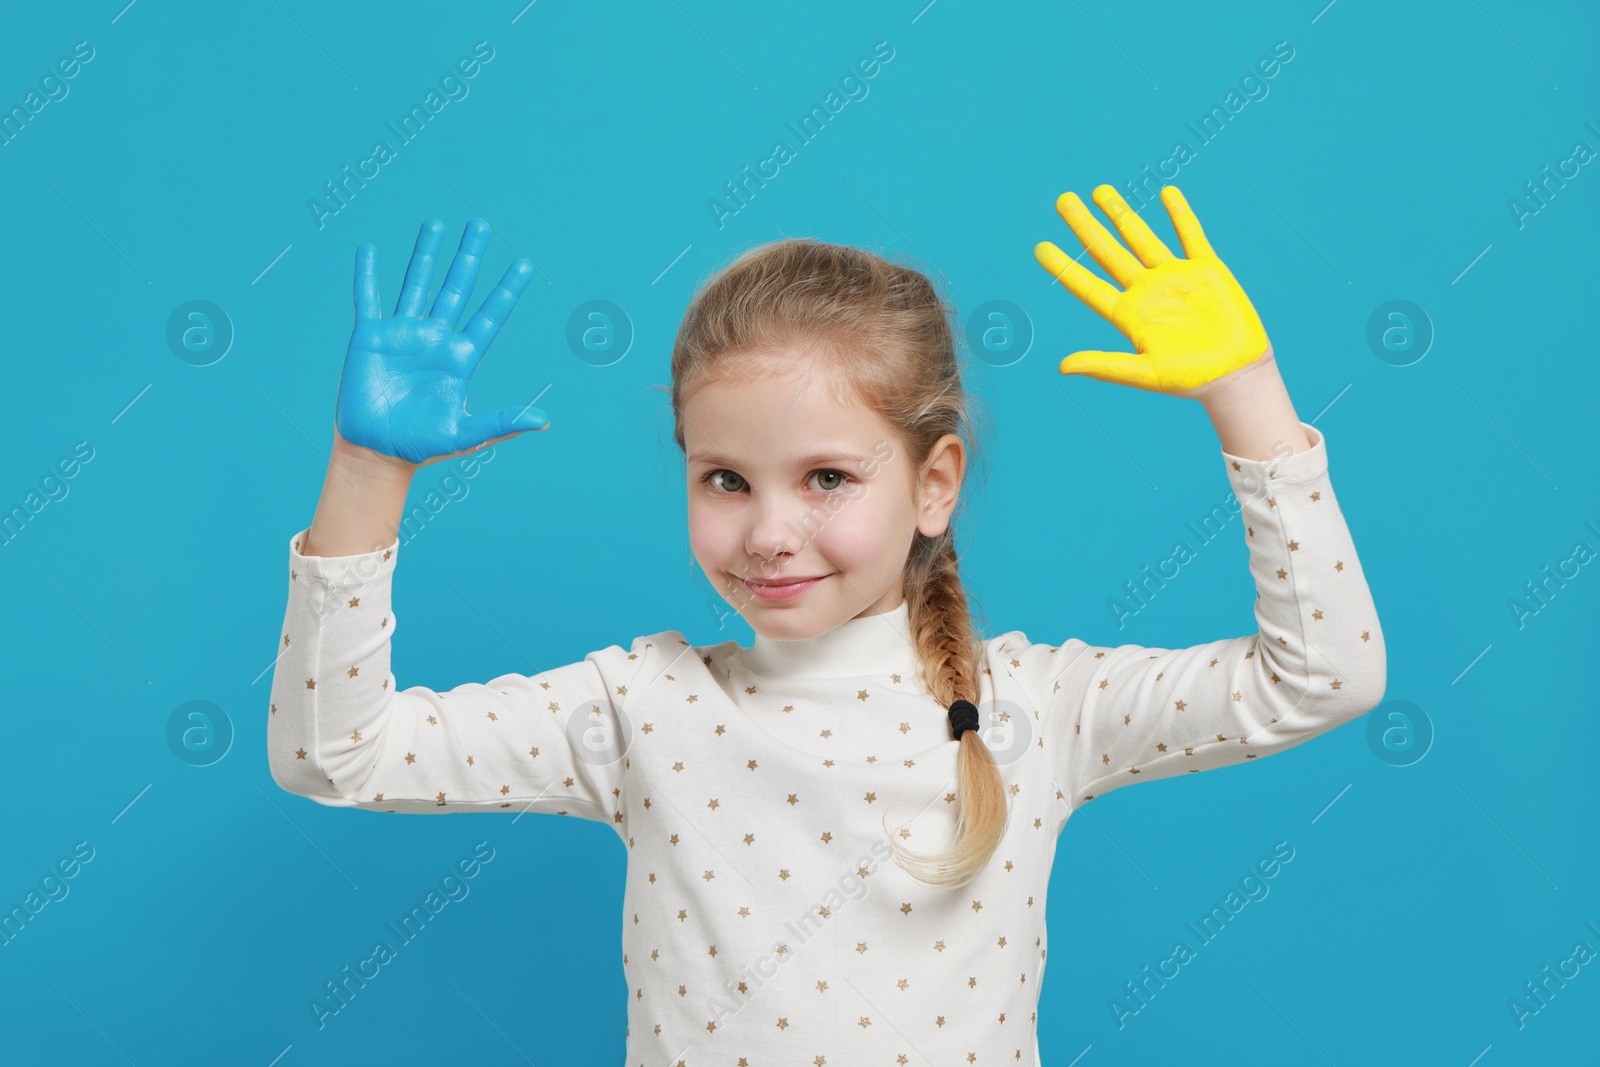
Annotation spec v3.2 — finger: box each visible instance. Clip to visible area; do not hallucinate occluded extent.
[354,243,382,321]
[429,217,492,329]
[1054,191,1144,288]
[1059,349,1158,391]
[1034,240,1121,322]
[453,403,550,453]
[1161,186,1217,259]
[1091,185,1176,268]
[395,218,446,318]
[461,259,535,354]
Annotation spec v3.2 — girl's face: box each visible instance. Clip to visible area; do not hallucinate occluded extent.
[682,358,965,641]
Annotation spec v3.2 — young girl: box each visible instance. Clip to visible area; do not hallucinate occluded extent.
[269,186,1386,1065]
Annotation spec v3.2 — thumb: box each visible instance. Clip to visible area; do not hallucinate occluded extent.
[454,405,550,452]
[1058,350,1157,390]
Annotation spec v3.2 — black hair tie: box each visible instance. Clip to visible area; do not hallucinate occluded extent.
[948,699,980,741]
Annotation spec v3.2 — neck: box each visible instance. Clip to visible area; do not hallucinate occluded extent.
[740,601,920,680]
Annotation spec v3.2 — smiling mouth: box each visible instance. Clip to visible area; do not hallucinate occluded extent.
[736,573,830,601]
[742,574,828,587]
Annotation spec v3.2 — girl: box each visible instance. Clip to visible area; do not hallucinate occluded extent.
[269,186,1386,1065]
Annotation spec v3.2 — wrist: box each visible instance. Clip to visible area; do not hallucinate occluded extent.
[332,426,416,483]
[1193,347,1312,461]
[1189,345,1277,409]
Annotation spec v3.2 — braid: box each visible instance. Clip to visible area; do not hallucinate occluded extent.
[890,530,1009,889]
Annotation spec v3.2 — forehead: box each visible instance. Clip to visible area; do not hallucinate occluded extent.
[681,369,894,469]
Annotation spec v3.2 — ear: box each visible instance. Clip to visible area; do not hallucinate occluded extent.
[915,433,966,538]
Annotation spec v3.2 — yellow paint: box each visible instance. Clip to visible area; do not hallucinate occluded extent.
[1034,184,1270,395]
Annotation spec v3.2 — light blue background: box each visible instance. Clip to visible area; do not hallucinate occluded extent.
[1,1,1595,1064]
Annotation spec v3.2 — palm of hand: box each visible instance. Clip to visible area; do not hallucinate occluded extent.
[1105,255,1269,394]
[1034,184,1270,397]
[336,217,543,467]
[340,317,482,465]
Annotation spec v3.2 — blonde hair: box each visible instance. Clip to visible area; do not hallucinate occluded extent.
[658,237,1006,890]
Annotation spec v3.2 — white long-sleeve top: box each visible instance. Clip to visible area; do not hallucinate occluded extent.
[268,420,1385,1066]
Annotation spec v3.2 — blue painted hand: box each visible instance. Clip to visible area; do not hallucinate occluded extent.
[337,217,547,467]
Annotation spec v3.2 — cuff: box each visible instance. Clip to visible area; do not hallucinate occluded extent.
[1221,420,1328,493]
[288,527,399,589]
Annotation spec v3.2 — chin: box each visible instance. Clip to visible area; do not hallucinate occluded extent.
[747,606,829,638]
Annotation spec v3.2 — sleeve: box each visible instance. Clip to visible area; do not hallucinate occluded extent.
[266,527,646,836]
[1003,421,1387,807]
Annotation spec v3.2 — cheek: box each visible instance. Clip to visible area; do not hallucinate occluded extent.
[687,499,736,560]
[814,492,906,567]
[685,502,713,556]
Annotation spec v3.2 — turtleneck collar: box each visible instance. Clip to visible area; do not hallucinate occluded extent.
[737,600,921,681]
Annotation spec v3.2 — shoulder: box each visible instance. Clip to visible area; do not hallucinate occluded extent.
[982,627,1091,663]
[582,629,742,681]
[980,627,1099,696]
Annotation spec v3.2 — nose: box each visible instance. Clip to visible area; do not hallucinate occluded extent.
[744,493,800,575]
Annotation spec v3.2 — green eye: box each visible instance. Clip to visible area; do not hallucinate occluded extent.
[813,470,846,491]
[703,470,746,492]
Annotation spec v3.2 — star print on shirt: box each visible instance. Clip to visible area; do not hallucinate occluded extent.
[265,423,1384,1064]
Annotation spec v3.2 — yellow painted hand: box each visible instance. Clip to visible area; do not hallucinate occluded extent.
[1034,184,1271,396]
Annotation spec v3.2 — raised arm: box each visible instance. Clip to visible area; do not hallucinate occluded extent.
[1009,182,1386,804]
[267,217,633,823]
[1004,420,1385,805]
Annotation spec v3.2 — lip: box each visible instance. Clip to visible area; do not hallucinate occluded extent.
[740,573,829,601]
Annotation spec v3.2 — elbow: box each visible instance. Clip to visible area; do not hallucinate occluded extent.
[1284,610,1389,723]
[268,753,357,806]
[268,746,313,800]
[1349,619,1389,716]
[1267,655,1386,730]
[1260,635,1386,725]
[266,715,308,799]
[266,725,344,803]
[1337,678,1385,726]
[266,723,295,795]
[1346,609,1390,715]
[1329,646,1388,724]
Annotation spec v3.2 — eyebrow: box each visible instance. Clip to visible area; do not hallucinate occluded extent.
[687,451,874,470]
